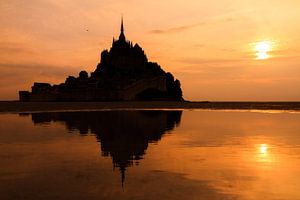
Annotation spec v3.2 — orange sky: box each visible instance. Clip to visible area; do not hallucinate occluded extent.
[0,0,300,101]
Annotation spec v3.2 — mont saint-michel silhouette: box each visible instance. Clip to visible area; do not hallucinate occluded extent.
[19,18,183,102]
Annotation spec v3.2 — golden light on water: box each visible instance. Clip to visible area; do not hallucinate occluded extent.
[254,41,272,60]
[257,143,273,163]
[260,144,268,154]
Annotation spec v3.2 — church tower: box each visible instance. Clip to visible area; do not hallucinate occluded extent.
[119,17,126,42]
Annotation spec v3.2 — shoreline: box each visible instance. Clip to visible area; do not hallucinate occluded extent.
[0,101,300,113]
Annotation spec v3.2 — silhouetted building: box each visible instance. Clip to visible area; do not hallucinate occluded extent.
[30,110,182,187]
[19,18,183,101]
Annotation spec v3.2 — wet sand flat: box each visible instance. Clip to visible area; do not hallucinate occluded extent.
[0,101,300,113]
[1,110,300,200]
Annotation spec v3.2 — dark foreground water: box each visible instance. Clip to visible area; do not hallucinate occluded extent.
[0,110,300,200]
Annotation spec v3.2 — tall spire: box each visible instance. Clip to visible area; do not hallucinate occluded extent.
[121,16,124,34]
[119,16,126,41]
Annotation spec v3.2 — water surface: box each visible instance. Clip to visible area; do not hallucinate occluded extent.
[0,110,300,200]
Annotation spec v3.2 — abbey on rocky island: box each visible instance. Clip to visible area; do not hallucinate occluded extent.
[19,18,183,101]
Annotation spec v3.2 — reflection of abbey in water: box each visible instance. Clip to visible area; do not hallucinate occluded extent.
[31,110,182,186]
[19,18,183,101]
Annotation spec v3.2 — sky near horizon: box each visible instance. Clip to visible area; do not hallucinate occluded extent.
[0,0,300,101]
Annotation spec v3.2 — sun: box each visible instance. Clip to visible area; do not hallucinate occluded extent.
[254,41,272,60]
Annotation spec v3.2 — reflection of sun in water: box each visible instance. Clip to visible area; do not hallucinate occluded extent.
[254,41,272,60]
[260,144,268,154]
[256,143,272,163]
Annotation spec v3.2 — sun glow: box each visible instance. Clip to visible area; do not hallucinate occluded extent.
[254,41,272,60]
[256,143,272,163]
[260,144,268,154]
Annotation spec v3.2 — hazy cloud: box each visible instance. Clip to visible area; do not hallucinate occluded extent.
[148,16,239,35]
[0,42,36,55]
[192,44,206,48]
[176,57,244,65]
[149,22,205,34]
[0,63,79,85]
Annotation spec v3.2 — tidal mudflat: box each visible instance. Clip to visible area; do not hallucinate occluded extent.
[0,110,300,200]
[1,101,300,113]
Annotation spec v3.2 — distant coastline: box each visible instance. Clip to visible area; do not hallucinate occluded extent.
[0,101,300,113]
